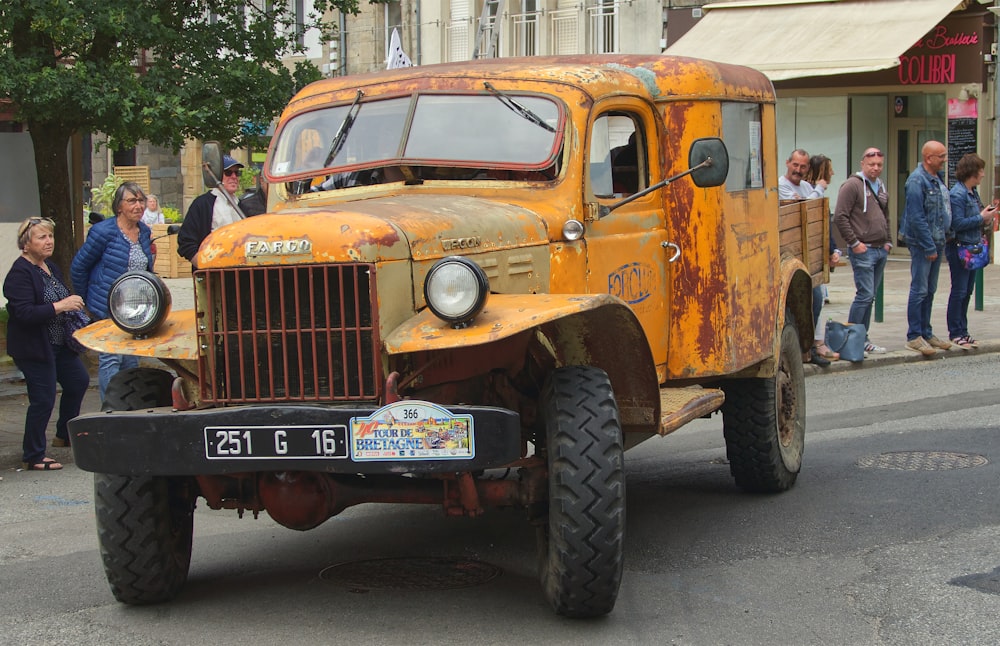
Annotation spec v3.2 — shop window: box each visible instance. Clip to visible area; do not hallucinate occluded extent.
[721,102,763,191]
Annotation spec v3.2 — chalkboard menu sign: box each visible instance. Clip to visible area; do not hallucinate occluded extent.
[947,117,977,187]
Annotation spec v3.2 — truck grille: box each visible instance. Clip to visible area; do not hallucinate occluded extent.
[197,264,380,403]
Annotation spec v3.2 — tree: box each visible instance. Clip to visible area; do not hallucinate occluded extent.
[0,0,363,276]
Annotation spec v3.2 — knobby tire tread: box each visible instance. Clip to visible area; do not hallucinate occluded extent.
[539,366,625,618]
[94,367,193,605]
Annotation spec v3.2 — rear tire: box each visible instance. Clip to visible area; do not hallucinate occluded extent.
[537,366,625,618]
[720,318,806,492]
[94,367,194,605]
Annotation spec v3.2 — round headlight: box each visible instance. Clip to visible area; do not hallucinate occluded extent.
[424,256,489,328]
[108,271,172,338]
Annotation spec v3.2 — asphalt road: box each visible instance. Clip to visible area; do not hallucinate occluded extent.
[2,355,1000,645]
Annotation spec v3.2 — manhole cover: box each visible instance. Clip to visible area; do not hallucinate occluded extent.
[320,557,502,591]
[857,451,988,471]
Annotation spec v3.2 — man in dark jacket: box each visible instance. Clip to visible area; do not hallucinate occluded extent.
[177,155,245,263]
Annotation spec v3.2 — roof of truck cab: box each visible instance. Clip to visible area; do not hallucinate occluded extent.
[282,55,776,115]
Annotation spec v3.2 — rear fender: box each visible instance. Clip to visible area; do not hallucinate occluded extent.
[736,258,813,380]
[385,294,661,434]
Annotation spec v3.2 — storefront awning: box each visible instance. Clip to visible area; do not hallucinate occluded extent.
[665,0,962,81]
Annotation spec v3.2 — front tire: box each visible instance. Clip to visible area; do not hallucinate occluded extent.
[94,367,194,605]
[537,366,625,618]
[720,318,806,492]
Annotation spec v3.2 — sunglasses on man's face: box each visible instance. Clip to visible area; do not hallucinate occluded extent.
[223,168,241,177]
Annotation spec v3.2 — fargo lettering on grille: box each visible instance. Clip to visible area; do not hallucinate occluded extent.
[245,238,313,257]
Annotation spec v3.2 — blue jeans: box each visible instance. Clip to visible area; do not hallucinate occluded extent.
[847,245,888,333]
[907,245,944,340]
[98,352,139,401]
[945,243,977,340]
[15,344,90,465]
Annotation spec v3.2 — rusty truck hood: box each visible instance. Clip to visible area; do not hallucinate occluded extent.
[196,194,551,266]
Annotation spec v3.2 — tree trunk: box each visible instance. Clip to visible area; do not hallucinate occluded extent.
[27,123,78,285]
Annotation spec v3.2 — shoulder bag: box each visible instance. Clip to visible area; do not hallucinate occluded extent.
[825,320,866,363]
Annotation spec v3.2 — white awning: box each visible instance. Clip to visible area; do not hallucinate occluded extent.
[665,0,962,81]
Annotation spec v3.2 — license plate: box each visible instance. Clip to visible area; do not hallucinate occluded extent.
[204,425,348,460]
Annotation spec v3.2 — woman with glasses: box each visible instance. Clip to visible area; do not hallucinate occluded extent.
[946,153,996,348]
[177,154,245,264]
[3,217,91,470]
[71,181,154,401]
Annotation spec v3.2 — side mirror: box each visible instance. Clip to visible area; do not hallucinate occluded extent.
[202,142,223,189]
[689,138,729,188]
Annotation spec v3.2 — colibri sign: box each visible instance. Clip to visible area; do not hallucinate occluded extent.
[894,15,986,86]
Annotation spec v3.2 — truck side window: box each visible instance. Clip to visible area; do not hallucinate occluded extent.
[721,103,764,191]
[590,113,643,198]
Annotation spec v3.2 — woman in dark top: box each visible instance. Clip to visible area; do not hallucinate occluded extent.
[3,217,90,471]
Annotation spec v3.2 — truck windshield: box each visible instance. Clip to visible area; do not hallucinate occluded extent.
[268,93,563,182]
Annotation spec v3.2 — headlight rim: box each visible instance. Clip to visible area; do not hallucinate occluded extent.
[107,270,172,338]
[423,256,489,328]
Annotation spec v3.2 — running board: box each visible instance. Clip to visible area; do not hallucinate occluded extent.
[658,387,725,436]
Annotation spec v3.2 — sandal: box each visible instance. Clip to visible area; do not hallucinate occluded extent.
[21,458,63,471]
[814,343,840,360]
[52,436,71,448]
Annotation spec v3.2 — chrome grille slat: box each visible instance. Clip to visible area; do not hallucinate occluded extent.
[197,264,379,403]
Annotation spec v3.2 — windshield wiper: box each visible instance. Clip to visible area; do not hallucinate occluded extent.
[484,82,556,133]
[324,89,364,167]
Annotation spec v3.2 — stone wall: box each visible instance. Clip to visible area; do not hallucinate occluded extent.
[89,134,183,216]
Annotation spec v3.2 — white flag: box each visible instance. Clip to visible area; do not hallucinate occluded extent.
[386,28,413,70]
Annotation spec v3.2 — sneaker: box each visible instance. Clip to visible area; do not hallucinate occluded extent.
[926,335,952,350]
[864,341,887,354]
[951,335,978,349]
[905,336,937,357]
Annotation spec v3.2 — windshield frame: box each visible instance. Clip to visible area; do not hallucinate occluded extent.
[265,89,566,184]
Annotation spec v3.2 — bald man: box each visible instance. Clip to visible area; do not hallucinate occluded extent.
[901,140,952,356]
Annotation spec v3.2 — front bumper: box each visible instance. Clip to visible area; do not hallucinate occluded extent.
[68,404,521,476]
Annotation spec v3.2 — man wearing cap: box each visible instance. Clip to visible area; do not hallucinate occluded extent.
[177,155,245,263]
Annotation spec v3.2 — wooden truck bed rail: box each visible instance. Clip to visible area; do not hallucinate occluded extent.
[778,197,830,287]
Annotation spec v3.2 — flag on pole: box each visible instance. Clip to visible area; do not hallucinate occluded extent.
[386,28,413,70]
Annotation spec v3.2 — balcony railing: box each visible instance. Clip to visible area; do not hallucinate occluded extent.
[446,2,623,60]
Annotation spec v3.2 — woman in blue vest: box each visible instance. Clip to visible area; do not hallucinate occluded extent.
[71,182,153,401]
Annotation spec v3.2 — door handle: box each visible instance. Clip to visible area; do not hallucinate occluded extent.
[662,241,681,263]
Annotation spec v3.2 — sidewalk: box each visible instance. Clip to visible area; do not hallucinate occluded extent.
[808,254,1000,373]
[3,264,1000,468]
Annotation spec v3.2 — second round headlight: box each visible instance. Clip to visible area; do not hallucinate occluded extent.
[424,256,489,327]
[108,271,172,338]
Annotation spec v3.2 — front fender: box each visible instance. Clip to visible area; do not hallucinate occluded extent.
[73,309,198,359]
[385,293,661,434]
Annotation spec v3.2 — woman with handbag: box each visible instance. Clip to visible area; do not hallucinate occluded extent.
[946,153,996,348]
[2,217,91,470]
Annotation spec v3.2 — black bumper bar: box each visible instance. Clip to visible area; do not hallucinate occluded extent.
[68,404,521,476]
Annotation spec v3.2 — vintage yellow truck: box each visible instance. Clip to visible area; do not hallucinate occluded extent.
[70,55,829,618]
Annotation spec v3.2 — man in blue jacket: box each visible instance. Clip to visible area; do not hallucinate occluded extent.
[177,155,246,265]
[902,140,952,356]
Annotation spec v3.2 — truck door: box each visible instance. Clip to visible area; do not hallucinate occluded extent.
[584,103,671,379]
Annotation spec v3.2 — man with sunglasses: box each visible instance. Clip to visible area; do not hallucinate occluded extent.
[177,155,246,264]
[834,147,892,356]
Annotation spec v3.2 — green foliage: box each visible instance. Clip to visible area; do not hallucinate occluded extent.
[239,166,260,193]
[88,174,123,216]
[0,0,368,272]
[162,206,183,223]
[0,0,365,152]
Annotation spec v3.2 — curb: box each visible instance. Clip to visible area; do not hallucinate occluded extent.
[802,340,1000,375]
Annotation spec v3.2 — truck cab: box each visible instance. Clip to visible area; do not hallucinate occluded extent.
[70,55,818,618]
